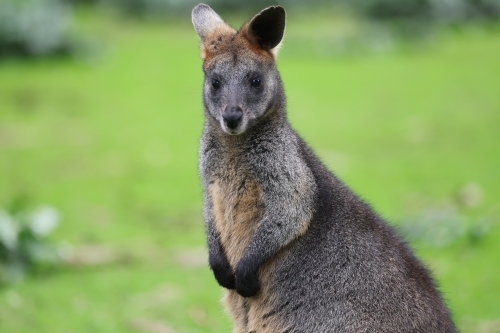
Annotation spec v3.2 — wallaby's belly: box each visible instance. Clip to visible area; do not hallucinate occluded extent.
[209,174,263,269]
[222,256,293,333]
[209,175,291,333]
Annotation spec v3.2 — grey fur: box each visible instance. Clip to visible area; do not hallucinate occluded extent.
[194,4,457,333]
[192,4,228,43]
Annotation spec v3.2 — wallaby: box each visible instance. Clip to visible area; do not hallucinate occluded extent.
[192,4,457,333]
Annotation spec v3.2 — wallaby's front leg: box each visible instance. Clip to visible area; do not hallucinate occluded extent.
[205,200,236,289]
[235,159,316,297]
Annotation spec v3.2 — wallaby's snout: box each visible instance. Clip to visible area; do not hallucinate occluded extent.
[222,94,244,133]
[222,106,243,132]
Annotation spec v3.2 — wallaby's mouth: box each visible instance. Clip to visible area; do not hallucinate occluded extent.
[221,121,245,135]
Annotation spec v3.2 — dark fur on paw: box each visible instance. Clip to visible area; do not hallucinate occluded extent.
[235,259,260,297]
[210,256,235,289]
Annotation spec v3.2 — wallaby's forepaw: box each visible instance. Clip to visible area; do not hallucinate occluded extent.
[235,259,260,297]
[210,256,236,289]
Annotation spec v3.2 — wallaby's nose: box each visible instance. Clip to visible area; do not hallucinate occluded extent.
[222,108,243,130]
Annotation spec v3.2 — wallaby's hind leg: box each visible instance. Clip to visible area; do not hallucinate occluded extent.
[223,291,248,333]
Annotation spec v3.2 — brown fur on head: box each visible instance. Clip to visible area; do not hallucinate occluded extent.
[192,4,285,63]
[192,4,287,136]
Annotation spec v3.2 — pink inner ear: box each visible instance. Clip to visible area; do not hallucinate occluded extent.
[192,4,232,42]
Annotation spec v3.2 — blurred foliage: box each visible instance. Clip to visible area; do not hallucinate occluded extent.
[100,0,280,17]
[0,199,63,285]
[1,0,498,60]
[0,0,77,58]
[400,207,493,247]
[95,0,500,22]
[400,182,496,247]
[348,0,500,21]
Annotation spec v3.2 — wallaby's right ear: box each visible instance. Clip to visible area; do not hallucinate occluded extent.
[192,4,229,43]
[243,6,286,57]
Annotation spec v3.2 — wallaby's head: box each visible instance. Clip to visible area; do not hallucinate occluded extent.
[192,4,286,135]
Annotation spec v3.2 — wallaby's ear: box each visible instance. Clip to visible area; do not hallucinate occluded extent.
[244,6,286,56]
[192,4,229,42]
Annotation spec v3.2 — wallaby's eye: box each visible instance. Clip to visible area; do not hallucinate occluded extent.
[251,78,262,88]
[211,79,221,90]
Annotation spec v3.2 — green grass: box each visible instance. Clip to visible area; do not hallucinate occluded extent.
[1,8,499,333]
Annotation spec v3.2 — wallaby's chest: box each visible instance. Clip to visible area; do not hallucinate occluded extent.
[209,166,264,268]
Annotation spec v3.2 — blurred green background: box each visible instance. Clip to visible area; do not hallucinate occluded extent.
[1,0,499,332]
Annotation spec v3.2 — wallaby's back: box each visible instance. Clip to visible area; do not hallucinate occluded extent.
[192,4,457,333]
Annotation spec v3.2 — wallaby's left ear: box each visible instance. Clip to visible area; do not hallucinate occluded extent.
[244,6,286,56]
